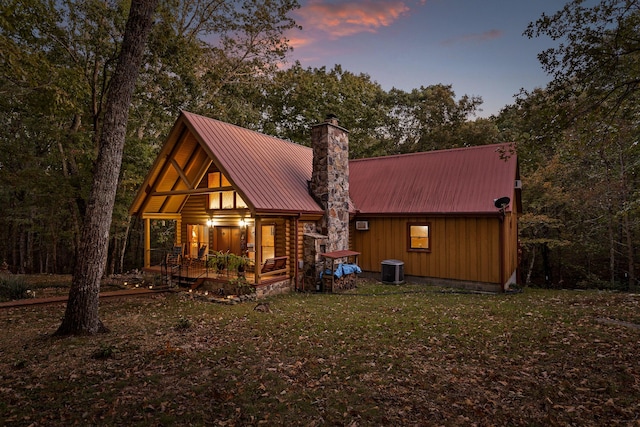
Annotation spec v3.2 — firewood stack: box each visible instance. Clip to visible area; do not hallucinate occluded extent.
[332,273,357,292]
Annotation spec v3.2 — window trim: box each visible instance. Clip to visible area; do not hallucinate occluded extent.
[407,222,431,252]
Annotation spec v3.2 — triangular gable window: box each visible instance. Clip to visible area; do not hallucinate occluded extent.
[208,172,247,210]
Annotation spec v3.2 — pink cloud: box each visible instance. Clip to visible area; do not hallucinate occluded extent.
[287,34,313,50]
[295,0,411,39]
[441,29,503,46]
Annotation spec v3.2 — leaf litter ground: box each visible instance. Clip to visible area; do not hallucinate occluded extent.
[1,280,639,426]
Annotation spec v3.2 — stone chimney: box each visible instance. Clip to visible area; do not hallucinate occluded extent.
[309,114,350,252]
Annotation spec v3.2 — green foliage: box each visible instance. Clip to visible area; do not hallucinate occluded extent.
[0,0,301,275]
[258,64,490,158]
[207,251,229,273]
[229,276,255,295]
[225,253,250,273]
[498,0,640,288]
[91,344,116,360]
[525,0,640,118]
[8,0,637,293]
[258,63,391,157]
[0,275,30,301]
[384,84,486,153]
[175,316,192,330]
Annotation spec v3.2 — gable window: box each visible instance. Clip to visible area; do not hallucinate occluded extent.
[408,223,430,252]
[208,172,247,210]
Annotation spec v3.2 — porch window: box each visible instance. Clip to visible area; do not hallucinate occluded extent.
[262,224,275,259]
[408,223,430,252]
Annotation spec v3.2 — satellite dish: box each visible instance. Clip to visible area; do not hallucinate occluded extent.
[494,196,511,209]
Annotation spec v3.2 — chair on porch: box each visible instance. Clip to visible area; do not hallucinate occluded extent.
[188,244,208,268]
[197,244,207,260]
[166,245,183,267]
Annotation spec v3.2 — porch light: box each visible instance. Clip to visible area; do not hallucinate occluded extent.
[206,217,215,227]
[239,219,246,227]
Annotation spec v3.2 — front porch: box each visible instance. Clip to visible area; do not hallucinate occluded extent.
[143,247,291,297]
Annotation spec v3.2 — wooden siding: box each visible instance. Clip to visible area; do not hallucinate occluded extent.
[502,210,519,285]
[352,216,502,284]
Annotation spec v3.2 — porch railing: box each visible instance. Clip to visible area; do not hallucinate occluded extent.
[146,248,288,286]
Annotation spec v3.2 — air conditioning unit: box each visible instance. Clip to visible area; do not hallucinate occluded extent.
[515,179,522,189]
[381,259,404,284]
[355,220,369,231]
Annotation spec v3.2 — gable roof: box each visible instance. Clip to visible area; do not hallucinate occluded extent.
[183,111,323,214]
[129,111,323,216]
[130,112,518,218]
[349,144,518,215]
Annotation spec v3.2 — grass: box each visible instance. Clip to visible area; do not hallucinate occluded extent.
[1,280,639,426]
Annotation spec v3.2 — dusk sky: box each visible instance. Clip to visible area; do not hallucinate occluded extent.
[285,0,566,117]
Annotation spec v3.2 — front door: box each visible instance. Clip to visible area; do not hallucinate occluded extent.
[215,227,242,255]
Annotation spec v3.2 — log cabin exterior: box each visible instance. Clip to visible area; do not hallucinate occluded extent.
[130,111,520,293]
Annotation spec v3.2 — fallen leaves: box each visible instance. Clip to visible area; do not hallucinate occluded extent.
[1,285,640,425]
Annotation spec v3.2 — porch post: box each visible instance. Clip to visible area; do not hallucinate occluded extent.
[144,217,151,268]
[254,216,262,284]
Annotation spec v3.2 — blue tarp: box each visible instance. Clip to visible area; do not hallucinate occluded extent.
[321,263,362,278]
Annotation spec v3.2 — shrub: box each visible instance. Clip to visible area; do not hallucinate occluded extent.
[175,316,192,330]
[91,344,116,360]
[0,275,30,301]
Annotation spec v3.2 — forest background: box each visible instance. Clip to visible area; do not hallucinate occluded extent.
[1,0,638,290]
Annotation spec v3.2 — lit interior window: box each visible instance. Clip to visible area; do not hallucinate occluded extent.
[236,194,248,209]
[208,172,220,188]
[409,224,430,250]
[208,194,220,210]
[262,225,275,259]
[221,191,234,209]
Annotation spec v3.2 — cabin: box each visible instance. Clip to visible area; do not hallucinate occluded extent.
[349,146,521,291]
[129,111,520,294]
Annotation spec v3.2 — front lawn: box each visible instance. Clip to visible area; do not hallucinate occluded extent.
[1,281,638,426]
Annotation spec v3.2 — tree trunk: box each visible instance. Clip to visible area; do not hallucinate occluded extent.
[608,208,615,287]
[26,207,35,273]
[56,0,159,336]
[120,216,132,273]
[542,244,552,287]
[526,247,536,285]
[57,139,83,254]
[623,211,636,290]
[108,237,117,276]
[19,229,25,274]
[617,143,636,290]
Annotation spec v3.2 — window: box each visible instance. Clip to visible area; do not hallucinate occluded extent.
[221,191,235,209]
[207,172,248,210]
[236,195,248,209]
[408,223,430,251]
[261,224,275,259]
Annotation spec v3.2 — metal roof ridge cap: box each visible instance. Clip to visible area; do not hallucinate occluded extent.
[182,110,311,149]
[349,142,515,163]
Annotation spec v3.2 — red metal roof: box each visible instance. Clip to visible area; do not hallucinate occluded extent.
[349,144,518,215]
[182,111,323,215]
[131,112,518,218]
